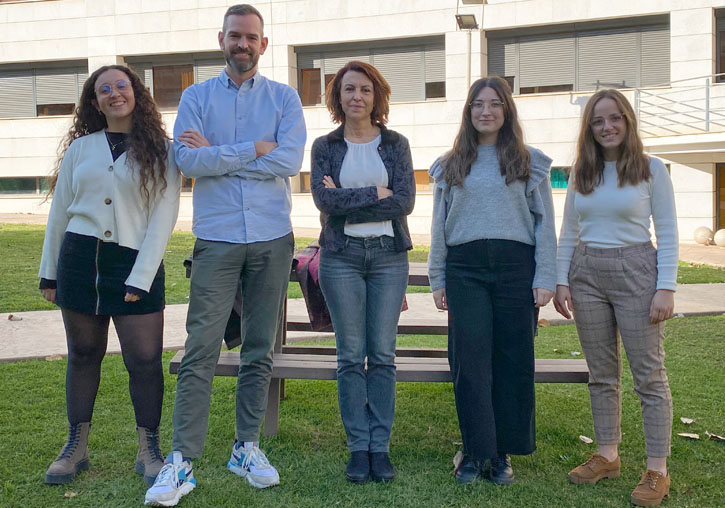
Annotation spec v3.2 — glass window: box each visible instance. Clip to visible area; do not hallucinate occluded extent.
[414,169,432,191]
[181,176,193,193]
[153,64,194,109]
[36,103,75,116]
[300,68,321,106]
[425,82,445,99]
[298,172,311,193]
[0,177,38,194]
[297,37,445,106]
[550,167,570,189]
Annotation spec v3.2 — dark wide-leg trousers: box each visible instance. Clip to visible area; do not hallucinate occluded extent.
[446,239,537,460]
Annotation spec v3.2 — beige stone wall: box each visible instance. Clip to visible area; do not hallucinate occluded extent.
[2,0,725,238]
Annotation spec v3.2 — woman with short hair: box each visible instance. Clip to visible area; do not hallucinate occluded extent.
[311,60,415,483]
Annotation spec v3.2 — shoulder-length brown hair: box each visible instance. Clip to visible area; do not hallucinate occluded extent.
[46,64,170,204]
[325,60,391,125]
[441,76,530,187]
[573,88,650,195]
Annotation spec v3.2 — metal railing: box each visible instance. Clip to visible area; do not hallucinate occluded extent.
[635,74,725,138]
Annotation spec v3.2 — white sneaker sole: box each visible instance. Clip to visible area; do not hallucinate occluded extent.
[144,482,195,507]
[227,462,280,489]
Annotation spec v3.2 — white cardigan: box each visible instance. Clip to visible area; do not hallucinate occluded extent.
[39,130,181,292]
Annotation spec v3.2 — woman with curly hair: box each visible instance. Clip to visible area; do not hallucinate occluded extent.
[38,65,180,486]
[428,76,556,485]
[555,89,677,507]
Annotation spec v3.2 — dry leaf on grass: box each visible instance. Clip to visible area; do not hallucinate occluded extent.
[44,354,63,361]
[680,417,695,425]
[453,450,463,468]
[579,435,593,444]
[571,351,581,356]
[538,318,550,327]
[64,491,77,498]
[7,314,22,321]
[705,431,725,442]
[677,432,700,440]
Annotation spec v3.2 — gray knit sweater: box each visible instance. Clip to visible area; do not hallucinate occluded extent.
[427,144,557,292]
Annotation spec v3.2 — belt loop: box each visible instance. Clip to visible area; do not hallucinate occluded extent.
[379,236,385,248]
[344,236,350,248]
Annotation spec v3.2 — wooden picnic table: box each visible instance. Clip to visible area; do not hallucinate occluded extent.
[171,260,588,436]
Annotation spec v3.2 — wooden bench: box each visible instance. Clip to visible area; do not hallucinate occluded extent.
[171,261,589,436]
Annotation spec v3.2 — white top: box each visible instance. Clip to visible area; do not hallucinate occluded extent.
[340,135,394,238]
[39,130,181,291]
[556,157,678,291]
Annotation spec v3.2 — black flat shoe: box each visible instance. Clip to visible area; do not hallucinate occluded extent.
[489,454,514,485]
[345,451,370,484]
[370,452,395,482]
[455,455,481,484]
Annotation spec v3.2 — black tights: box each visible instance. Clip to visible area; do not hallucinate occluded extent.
[61,308,164,429]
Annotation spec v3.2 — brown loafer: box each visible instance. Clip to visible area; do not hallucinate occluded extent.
[631,470,670,506]
[568,454,620,484]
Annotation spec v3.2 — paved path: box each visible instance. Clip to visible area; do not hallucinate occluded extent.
[2,285,723,363]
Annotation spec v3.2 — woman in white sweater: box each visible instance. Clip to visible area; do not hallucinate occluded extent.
[554,89,677,507]
[38,65,180,486]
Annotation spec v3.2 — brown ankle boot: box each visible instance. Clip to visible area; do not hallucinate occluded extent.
[135,426,164,485]
[45,422,91,484]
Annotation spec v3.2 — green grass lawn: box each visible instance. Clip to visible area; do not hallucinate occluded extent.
[0,315,723,507]
[1,223,723,313]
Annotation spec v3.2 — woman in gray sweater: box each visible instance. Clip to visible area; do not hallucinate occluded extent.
[428,76,556,485]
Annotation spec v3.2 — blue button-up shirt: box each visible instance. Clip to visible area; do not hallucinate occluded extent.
[173,69,306,243]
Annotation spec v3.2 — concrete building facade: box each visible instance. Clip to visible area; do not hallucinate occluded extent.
[1,0,725,239]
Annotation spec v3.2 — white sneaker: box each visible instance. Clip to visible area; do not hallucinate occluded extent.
[144,451,196,507]
[227,441,280,488]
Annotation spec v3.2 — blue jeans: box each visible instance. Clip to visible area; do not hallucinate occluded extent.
[319,236,409,453]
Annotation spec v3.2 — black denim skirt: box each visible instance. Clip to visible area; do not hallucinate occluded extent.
[56,232,165,315]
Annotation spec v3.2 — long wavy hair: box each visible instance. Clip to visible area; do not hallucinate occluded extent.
[325,60,391,125]
[573,88,650,195]
[441,76,530,187]
[46,65,169,204]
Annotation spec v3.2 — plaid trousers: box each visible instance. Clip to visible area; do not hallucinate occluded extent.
[569,242,672,458]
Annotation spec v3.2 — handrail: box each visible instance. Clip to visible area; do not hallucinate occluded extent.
[635,76,725,137]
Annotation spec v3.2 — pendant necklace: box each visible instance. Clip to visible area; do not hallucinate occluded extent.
[105,131,127,151]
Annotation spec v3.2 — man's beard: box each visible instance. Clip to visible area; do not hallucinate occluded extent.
[225,49,258,74]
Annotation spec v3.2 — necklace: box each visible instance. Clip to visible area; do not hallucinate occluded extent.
[105,131,127,151]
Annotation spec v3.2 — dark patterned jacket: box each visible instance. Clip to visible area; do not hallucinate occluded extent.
[311,124,415,252]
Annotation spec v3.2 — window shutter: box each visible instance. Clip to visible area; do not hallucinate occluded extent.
[0,70,35,118]
[640,25,670,87]
[519,33,575,88]
[424,43,445,83]
[323,49,370,76]
[297,52,323,71]
[577,29,639,90]
[487,37,517,79]
[195,59,225,83]
[35,67,79,105]
[77,69,88,100]
[129,62,153,94]
[372,47,424,103]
